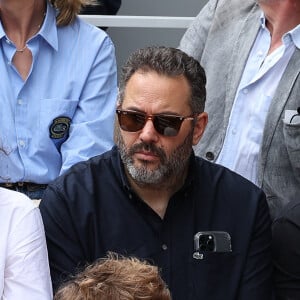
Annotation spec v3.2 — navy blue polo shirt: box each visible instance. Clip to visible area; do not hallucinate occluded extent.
[40,146,272,300]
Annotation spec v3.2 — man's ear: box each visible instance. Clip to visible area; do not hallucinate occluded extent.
[192,112,208,145]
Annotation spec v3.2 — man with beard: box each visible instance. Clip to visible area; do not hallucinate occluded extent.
[40,46,273,299]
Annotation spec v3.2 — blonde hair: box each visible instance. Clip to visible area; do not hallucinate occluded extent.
[54,253,172,300]
[50,0,95,26]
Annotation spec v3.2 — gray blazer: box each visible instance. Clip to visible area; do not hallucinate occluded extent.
[179,0,300,219]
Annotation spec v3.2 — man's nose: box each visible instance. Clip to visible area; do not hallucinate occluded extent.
[138,119,159,143]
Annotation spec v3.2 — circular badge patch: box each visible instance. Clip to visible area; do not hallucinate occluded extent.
[49,116,71,139]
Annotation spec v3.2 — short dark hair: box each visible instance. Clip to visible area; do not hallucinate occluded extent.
[54,253,172,300]
[118,46,206,113]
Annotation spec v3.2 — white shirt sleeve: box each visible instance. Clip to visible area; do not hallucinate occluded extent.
[1,192,52,300]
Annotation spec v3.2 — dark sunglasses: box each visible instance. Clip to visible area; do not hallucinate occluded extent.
[116,109,196,137]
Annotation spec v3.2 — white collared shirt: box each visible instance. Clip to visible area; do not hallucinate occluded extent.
[0,188,52,299]
[216,16,300,185]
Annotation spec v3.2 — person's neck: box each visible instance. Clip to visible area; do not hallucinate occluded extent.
[0,0,46,49]
[127,168,188,219]
[259,0,300,53]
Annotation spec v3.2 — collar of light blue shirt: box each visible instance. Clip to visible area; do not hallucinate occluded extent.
[0,1,58,51]
[260,13,300,50]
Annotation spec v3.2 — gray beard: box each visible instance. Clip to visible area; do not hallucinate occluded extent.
[116,128,194,187]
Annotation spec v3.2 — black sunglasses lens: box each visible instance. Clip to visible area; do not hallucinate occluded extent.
[154,116,182,136]
[118,111,146,132]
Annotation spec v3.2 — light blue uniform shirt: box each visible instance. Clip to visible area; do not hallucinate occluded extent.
[216,15,300,185]
[0,2,117,184]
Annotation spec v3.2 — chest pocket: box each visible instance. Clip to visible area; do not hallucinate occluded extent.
[40,98,78,149]
[283,121,300,173]
[190,252,239,300]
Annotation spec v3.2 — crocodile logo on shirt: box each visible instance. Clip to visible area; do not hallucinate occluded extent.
[49,117,71,139]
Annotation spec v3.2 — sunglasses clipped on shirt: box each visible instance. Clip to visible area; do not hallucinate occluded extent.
[289,107,300,124]
[116,109,197,137]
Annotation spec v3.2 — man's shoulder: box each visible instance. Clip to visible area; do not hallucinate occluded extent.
[195,0,257,17]
[212,0,256,13]
[190,0,258,31]
[71,148,115,171]
[194,156,265,199]
[50,148,118,191]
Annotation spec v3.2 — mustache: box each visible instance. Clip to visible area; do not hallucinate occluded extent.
[128,142,166,160]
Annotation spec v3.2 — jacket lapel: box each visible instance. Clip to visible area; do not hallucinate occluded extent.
[225,4,261,116]
[258,48,300,182]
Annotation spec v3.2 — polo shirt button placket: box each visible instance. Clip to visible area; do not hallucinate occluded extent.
[205,151,215,161]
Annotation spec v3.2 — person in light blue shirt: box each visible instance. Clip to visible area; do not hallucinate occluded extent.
[179,0,300,221]
[0,0,117,199]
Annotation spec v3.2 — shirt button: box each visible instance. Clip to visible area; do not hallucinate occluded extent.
[5,39,11,44]
[162,244,168,251]
[7,61,11,65]
[243,88,248,94]
[205,151,214,161]
[18,99,23,105]
[232,129,237,135]
[19,140,25,147]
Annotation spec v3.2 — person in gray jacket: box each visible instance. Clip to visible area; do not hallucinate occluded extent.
[179,0,300,220]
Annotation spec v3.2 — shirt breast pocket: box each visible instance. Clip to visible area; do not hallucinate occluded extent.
[190,252,239,300]
[40,98,78,149]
